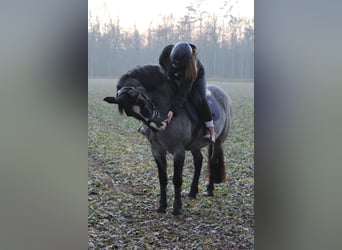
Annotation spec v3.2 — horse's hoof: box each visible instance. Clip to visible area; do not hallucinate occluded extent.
[172,201,182,215]
[172,208,183,216]
[207,190,214,196]
[157,207,167,213]
[187,192,197,199]
[157,205,167,213]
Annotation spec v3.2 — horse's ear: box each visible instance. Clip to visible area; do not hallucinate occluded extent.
[103,96,118,104]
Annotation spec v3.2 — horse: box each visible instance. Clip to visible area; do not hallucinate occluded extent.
[104,65,232,215]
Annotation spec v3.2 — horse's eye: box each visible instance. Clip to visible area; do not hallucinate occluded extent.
[141,104,149,113]
[127,90,136,97]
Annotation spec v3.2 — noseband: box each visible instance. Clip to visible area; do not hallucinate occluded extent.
[117,86,161,130]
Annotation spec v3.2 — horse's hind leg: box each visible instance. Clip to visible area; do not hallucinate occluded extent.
[152,147,168,213]
[188,149,203,198]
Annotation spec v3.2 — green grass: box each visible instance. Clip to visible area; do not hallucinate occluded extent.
[88,79,254,249]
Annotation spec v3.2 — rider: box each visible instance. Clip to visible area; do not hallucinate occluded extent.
[159,42,216,142]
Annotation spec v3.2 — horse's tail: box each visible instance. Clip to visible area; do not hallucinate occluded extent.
[207,142,226,183]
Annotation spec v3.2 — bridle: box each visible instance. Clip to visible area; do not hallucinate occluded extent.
[117,86,161,131]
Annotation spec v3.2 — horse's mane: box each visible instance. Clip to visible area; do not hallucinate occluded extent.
[117,65,169,92]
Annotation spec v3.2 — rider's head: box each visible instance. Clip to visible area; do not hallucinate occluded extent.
[170,42,193,69]
[170,42,198,83]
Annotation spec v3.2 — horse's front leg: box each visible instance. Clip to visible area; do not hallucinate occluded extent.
[172,150,185,215]
[152,146,168,213]
[188,149,203,198]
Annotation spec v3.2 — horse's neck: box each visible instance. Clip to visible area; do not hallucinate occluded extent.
[147,85,174,117]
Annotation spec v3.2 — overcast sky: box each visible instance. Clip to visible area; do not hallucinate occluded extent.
[88,0,254,32]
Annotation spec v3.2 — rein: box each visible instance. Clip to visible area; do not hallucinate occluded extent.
[117,86,161,130]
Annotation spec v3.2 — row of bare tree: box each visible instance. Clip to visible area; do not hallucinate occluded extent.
[88,8,254,80]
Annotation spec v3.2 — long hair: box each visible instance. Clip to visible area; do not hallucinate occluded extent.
[184,46,198,84]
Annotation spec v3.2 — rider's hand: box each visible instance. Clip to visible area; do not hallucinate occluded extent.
[165,111,174,124]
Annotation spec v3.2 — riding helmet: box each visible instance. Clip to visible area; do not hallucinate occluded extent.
[170,42,192,68]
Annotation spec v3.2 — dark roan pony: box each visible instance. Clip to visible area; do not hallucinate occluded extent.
[104,65,232,215]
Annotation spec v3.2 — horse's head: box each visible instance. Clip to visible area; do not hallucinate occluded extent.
[104,86,167,132]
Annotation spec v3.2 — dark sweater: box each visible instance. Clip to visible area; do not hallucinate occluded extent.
[159,44,205,115]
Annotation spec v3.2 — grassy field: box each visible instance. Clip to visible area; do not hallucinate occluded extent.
[88,79,254,249]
